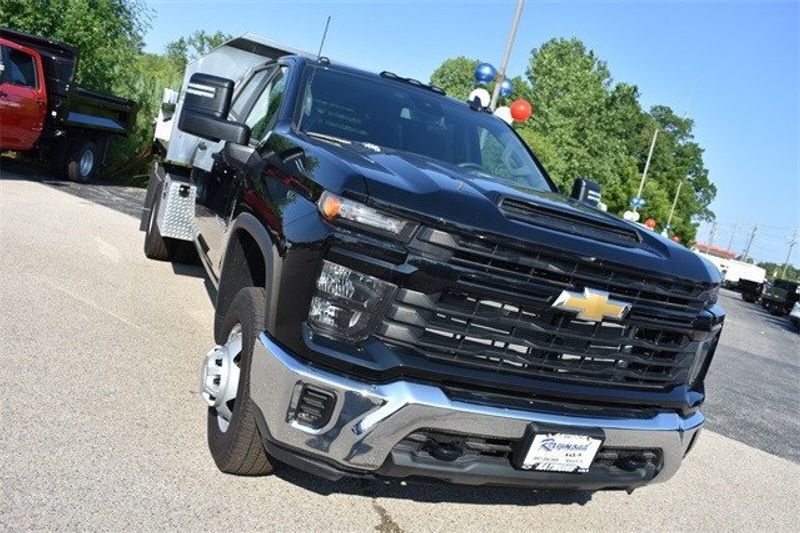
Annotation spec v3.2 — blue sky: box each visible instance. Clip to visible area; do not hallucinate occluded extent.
[142,0,799,266]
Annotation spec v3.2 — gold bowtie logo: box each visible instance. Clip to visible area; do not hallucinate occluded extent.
[552,288,631,323]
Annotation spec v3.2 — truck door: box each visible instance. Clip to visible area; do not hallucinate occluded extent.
[195,64,289,276]
[0,40,47,151]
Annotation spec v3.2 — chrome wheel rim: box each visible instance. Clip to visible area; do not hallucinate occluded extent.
[200,324,242,432]
[79,149,94,177]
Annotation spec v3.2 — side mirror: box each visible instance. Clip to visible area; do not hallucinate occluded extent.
[178,73,250,145]
[571,177,602,208]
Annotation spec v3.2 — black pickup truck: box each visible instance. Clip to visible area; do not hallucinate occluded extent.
[142,37,724,491]
[0,28,136,181]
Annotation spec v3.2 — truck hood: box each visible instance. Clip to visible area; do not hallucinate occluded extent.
[303,138,720,286]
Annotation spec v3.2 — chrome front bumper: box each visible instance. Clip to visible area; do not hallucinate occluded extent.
[250,333,703,487]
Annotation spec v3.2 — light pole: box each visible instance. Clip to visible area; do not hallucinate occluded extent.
[633,128,659,214]
[782,229,798,278]
[727,222,738,253]
[665,179,683,233]
[742,225,758,261]
[489,0,526,111]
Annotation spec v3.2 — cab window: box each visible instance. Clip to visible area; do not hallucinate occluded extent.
[244,66,288,144]
[0,46,38,89]
[229,66,272,120]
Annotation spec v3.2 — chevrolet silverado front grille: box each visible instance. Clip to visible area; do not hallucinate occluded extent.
[375,228,711,389]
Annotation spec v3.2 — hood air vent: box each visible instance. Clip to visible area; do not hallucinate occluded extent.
[499,196,641,246]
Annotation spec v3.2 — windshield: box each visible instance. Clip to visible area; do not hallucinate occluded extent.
[298,67,552,192]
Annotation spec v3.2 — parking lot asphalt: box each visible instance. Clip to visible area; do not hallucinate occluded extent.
[1,166,799,530]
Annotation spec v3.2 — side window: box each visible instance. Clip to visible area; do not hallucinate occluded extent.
[229,66,271,120]
[1,46,37,88]
[244,67,288,144]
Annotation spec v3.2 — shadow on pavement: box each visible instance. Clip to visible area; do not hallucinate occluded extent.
[1,156,146,219]
[272,462,596,506]
[172,262,217,304]
[761,313,798,334]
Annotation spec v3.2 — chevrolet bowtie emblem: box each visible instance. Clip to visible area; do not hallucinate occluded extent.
[551,287,631,323]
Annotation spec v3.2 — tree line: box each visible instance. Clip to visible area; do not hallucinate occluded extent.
[2,2,716,243]
[431,39,716,244]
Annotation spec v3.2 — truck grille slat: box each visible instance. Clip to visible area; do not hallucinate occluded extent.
[376,229,711,389]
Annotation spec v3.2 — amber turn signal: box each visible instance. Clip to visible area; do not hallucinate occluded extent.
[320,193,342,220]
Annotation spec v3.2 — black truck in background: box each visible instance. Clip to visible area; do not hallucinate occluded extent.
[0,28,136,182]
[141,35,724,492]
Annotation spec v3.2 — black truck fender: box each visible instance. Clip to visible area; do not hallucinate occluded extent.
[214,212,281,345]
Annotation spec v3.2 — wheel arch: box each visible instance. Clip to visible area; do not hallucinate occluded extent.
[214,213,279,344]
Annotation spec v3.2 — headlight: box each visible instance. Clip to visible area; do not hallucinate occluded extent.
[307,261,396,342]
[318,191,417,240]
[702,285,720,306]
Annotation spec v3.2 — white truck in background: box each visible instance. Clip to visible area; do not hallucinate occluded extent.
[693,250,766,288]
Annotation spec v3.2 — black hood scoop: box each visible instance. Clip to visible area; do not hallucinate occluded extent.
[499,196,642,246]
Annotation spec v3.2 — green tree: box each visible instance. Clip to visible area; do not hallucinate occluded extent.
[430,56,532,106]
[0,0,150,92]
[428,37,718,244]
[165,30,232,70]
[430,56,480,101]
[758,262,800,282]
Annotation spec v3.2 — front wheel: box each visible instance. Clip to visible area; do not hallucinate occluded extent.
[201,287,273,475]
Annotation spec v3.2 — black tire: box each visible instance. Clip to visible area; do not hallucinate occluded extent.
[65,140,99,183]
[143,185,173,261]
[207,287,273,475]
[143,184,199,264]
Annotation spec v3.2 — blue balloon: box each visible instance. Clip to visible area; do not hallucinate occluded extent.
[499,79,513,97]
[474,63,496,84]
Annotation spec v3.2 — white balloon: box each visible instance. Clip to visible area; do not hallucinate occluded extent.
[494,106,513,125]
[468,88,491,108]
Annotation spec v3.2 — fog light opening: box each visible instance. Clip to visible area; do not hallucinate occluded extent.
[294,385,336,429]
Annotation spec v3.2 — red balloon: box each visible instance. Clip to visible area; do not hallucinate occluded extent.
[644,218,657,229]
[672,235,681,243]
[510,99,532,122]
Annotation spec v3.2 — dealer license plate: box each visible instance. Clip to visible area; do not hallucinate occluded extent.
[522,433,602,473]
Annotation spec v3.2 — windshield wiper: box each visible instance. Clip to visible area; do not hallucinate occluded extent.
[305,131,352,145]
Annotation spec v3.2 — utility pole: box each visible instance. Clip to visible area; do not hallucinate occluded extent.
[665,179,683,231]
[742,224,758,262]
[781,229,798,278]
[708,221,718,246]
[489,0,526,111]
[726,222,738,253]
[633,128,660,213]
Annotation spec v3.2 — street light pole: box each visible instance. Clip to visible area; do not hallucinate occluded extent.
[489,0,526,111]
[742,225,758,261]
[633,128,659,213]
[781,229,798,278]
[727,222,739,253]
[665,179,683,232]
